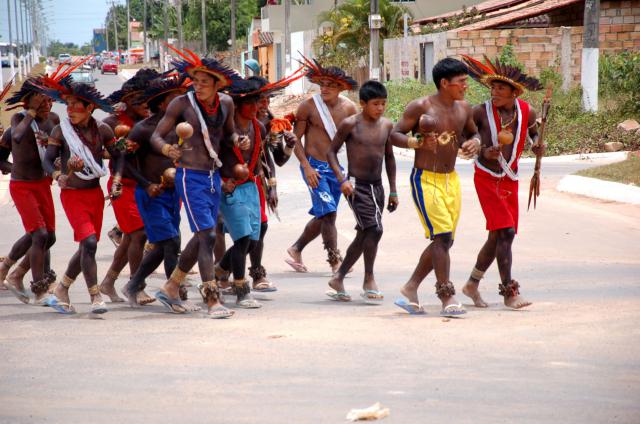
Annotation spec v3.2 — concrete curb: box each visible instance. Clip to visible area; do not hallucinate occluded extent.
[557,174,640,205]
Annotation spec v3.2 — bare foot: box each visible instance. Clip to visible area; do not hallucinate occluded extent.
[285,246,308,272]
[504,295,532,310]
[90,293,108,314]
[362,275,383,300]
[207,300,234,318]
[462,279,489,308]
[0,262,11,287]
[328,274,346,293]
[181,299,202,312]
[99,282,125,303]
[400,281,420,305]
[5,271,26,293]
[137,290,156,305]
[52,283,73,312]
[331,260,342,274]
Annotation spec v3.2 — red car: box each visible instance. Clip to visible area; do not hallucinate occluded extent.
[101,60,118,75]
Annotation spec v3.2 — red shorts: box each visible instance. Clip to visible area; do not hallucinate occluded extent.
[61,186,105,242]
[255,176,268,224]
[474,172,519,233]
[10,178,55,233]
[107,176,144,234]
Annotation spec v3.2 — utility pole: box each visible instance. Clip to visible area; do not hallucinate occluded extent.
[230,0,236,68]
[284,0,290,76]
[143,0,148,62]
[369,0,381,81]
[201,0,207,55]
[113,1,119,53]
[15,0,23,78]
[581,0,600,112]
[163,0,169,70]
[127,0,131,61]
[22,0,30,72]
[176,0,184,49]
[8,0,16,79]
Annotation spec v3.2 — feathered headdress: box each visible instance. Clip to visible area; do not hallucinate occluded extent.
[0,75,17,108]
[107,68,161,105]
[167,45,242,88]
[298,55,357,91]
[4,76,44,109]
[226,67,307,101]
[461,54,542,96]
[141,72,191,104]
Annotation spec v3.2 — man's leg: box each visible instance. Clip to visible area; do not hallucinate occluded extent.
[400,243,435,306]
[430,234,465,315]
[127,229,146,276]
[53,248,82,308]
[99,233,131,302]
[286,217,321,270]
[0,234,32,283]
[328,229,366,297]
[213,221,226,263]
[249,222,274,290]
[462,231,498,308]
[495,228,531,309]
[27,228,51,303]
[80,235,106,312]
[361,226,384,295]
[320,212,343,273]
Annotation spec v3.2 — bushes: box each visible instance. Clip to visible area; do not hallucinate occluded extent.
[600,51,640,114]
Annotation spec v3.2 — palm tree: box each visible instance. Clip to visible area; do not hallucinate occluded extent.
[314,0,411,69]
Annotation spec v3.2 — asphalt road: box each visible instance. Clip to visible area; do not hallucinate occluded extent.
[0,71,638,423]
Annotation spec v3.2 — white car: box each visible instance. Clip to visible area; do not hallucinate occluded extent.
[58,53,71,64]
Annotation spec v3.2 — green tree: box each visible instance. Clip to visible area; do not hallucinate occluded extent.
[313,0,411,69]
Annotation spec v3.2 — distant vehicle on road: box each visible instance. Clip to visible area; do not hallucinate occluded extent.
[58,53,72,64]
[0,42,18,67]
[70,70,96,88]
[101,60,118,75]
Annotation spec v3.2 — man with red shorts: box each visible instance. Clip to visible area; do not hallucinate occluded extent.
[99,68,160,303]
[41,77,122,314]
[0,78,59,304]
[461,55,544,310]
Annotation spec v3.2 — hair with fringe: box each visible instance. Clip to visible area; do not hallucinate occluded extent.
[107,68,161,105]
[143,74,191,113]
[462,54,543,95]
[4,76,41,107]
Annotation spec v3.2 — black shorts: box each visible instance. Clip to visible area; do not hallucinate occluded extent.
[346,177,384,231]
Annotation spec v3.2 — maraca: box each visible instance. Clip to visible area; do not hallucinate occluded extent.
[67,156,84,172]
[114,124,131,139]
[161,167,176,188]
[419,113,437,134]
[233,163,250,181]
[176,122,194,147]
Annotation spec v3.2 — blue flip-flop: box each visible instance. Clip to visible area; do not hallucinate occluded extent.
[394,298,426,315]
[46,296,76,315]
[154,290,187,314]
[252,282,278,293]
[360,290,384,305]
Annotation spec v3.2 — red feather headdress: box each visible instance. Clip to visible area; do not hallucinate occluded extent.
[298,54,357,91]
[0,75,16,107]
[461,54,542,96]
[167,45,242,88]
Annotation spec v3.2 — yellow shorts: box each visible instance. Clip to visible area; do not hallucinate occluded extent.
[410,168,461,240]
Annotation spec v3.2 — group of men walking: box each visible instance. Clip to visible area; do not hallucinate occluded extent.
[0,49,543,319]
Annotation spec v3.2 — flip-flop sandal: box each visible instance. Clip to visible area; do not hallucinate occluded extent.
[208,305,235,319]
[46,296,76,315]
[440,303,466,317]
[252,282,278,293]
[236,298,262,309]
[3,282,30,304]
[360,290,384,305]
[284,258,308,273]
[394,298,426,315]
[326,289,351,302]
[154,290,187,314]
[91,301,108,314]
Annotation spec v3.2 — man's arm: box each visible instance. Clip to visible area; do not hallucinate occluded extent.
[291,101,319,188]
[527,108,544,156]
[125,125,152,189]
[327,117,355,196]
[384,121,398,212]
[390,100,426,149]
[11,94,45,144]
[0,144,12,174]
[150,96,182,160]
[460,102,481,156]
[43,126,62,180]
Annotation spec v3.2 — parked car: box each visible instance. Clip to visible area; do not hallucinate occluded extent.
[58,53,71,64]
[101,60,118,75]
[70,71,96,88]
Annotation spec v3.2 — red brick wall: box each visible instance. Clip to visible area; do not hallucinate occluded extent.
[600,0,640,51]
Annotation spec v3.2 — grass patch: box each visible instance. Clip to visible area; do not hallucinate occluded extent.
[576,154,640,186]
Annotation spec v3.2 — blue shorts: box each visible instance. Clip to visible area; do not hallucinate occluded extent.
[220,181,261,242]
[301,156,343,218]
[175,167,221,233]
[135,186,181,243]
